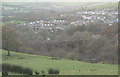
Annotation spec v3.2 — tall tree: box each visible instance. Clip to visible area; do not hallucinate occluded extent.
[2,26,20,56]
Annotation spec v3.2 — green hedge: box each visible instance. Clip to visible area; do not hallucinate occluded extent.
[2,63,33,75]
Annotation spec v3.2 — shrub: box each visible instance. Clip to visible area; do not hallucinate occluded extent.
[2,63,33,75]
[48,68,54,74]
[35,71,39,75]
[2,70,8,76]
[48,68,60,74]
[22,68,33,75]
[41,71,45,74]
[54,69,59,74]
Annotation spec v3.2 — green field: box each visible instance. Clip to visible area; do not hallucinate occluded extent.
[85,3,118,10]
[8,20,28,24]
[2,50,118,75]
[2,2,118,10]
[2,20,28,26]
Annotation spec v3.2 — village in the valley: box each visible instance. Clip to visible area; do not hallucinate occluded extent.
[16,7,118,41]
[2,2,119,75]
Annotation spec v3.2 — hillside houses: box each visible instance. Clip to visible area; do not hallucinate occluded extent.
[17,19,68,33]
[74,8,118,26]
[16,7,118,34]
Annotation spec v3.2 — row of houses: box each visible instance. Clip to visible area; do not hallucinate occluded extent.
[17,7,118,34]
[71,8,118,26]
[76,8,118,15]
[18,19,67,26]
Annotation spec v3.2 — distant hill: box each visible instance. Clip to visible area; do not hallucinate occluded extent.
[2,2,118,11]
[85,2,118,10]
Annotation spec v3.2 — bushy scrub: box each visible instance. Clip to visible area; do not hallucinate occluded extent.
[48,68,60,74]
[2,63,33,75]
[2,70,8,76]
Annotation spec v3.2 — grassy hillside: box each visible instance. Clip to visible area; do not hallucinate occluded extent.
[2,2,86,11]
[2,2,118,10]
[85,2,118,10]
[2,50,118,75]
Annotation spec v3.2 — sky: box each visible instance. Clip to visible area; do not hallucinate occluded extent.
[1,0,119,2]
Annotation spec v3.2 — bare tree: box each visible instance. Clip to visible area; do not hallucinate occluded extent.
[2,26,20,56]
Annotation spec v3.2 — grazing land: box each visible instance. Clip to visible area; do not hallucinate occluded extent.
[2,50,118,75]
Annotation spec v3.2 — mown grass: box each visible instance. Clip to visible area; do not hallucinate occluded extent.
[2,50,118,75]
